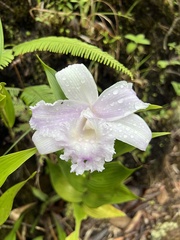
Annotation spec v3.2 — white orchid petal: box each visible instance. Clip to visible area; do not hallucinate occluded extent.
[32,132,62,154]
[55,64,98,104]
[93,81,149,121]
[29,100,87,138]
[109,114,152,151]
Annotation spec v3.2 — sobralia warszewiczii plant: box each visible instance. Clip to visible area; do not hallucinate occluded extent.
[26,62,169,239]
[0,60,169,239]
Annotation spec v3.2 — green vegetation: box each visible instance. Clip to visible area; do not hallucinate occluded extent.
[0,0,179,239]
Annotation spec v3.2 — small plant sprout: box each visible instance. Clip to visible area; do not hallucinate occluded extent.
[30,64,152,175]
[125,33,150,54]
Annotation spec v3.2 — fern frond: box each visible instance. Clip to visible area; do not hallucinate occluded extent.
[6,87,21,97]
[13,37,133,79]
[21,85,55,106]
[0,49,14,69]
[0,19,14,69]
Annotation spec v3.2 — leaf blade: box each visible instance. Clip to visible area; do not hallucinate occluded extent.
[37,56,66,100]
[83,204,125,219]
[0,172,36,225]
[0,148,37,187]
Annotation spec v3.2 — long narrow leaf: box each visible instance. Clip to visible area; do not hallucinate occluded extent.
[0,148,37,187]
[4,214,24,240]
[83,204,125,219]
[114,132,170,157]
[0,172,36,225]
[0,83,15,128]
[37,56,66,100]
[0,19,4,62]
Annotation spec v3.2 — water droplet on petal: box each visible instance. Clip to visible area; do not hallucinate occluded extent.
[113,89,119,95]
[110,102,115,106]
[62,77,66,81]
[118,99,123,104]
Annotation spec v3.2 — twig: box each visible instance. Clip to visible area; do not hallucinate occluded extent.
[163,17,180,50]
[0,1,14,13]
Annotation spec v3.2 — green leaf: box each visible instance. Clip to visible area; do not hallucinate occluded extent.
[0,50,14,70]
[57,160,138,207]
[171,81,180,96]
[125,34,137,42]
[0,20,14,69]
[126,42,137,54]
[114,140,135,158]
[135,34,150,45]
[37,56,66,100]
[21,85,55,106]
[86,162,137,193]
[115,132,170,157]
[115,131,170,158]
[59,160,86,193]
[0,93,6,107]
[0,148,37,187]
[152,132,170,138]
[13,36,133,79]
[0,172,36,225]
[83,204,125,219]
[83,182,138,208]
[0,19,4,59]
[157,60,169,68]
[65,231,77,240]
[31,187,48,202]
[4,214,24,240]
[0,82,15,128]
[82,162,138,208]
[47,160,83,202]
[157,59,180,69]
[0,83,6,108]
[125,34,150,45]
[53,214,66,240]
[143,104,162,111]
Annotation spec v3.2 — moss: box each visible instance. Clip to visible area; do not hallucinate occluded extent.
[151,221,178,240]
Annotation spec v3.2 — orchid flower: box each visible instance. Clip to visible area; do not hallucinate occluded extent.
[30,64,152,175]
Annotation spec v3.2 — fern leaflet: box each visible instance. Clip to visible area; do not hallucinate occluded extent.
[0,50,14,70]
[21,85,55,106]
[13,37,133,79]
[0,19,14,70]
